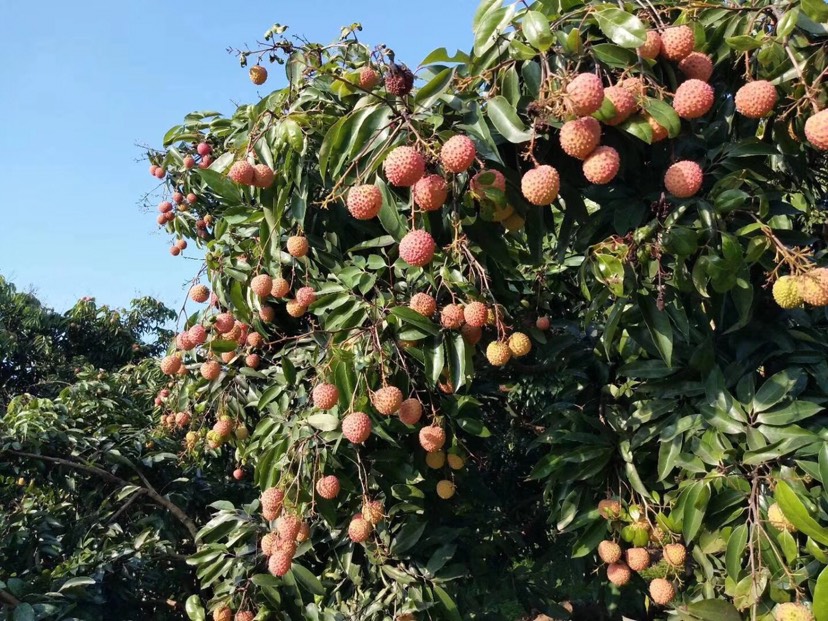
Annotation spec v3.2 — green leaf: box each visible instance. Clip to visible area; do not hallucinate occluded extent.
[594,8,647,48]
[376,178,407,241]
[307,413,340,432]
[803,0,828,23]
[775,481,828,546]
[290,563,326,596]
[12,605,35,621]
[726,524,747,581]
[638,294,673,367]
[59,576,96,590]
[392,519,427,554]
[814,565,828,621]
[571,518,608,557]
[195,168,243,204]
[644,98,681,138]
[414,67,454,109]
[486,95,532,143]
[752,368,802,412]
[433,585,462,621]
[456,417,491,437]
[685,600,742,621]
[756,401,822,425]
[591,43,638,68]
[389,307,439,335]
[682,482,711,543]
[522,11,554,51]
[185,595,206,621]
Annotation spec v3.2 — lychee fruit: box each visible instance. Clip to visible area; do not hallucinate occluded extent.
[261,532,276,556]
[250,65,268,85]
[735,80,777,119]
[646,115,669,142]
[233,468,244,480]
[296,521,310,542]
[177,331,196,351]
[805,109,828,150]
[625,548,651,571]
[559,117,601,159]
[149,164,158,176]
[316,475,340,500]
[603,86,637,126]
[261,487,285,515]
[160,355,182,375]
[678,52,713,81]
[385,64,415,96]
[183,155,196,169]
[583,146,620,185]
[470,169,506,201]
[619,76,645,98]
[768,502,797,532]
[158,201,173,213]
[287,236,309,258]
[247,332,263,348]
[187,192,198,204]
[508,332,532,357]
[798,269,828,306]
[673,79,714,119]
[245,354,260,368]
[175,239,187,250]
[175,411,191,427]
[371,386,403,415]
[277,514,301,541]
[663,543,687,567]
[773,276,803,309]
[313,383,339,410]
[437,480,456,499]
[170,246,182,256]
[198,155,213,169]
[607,563,631,586]
[399,230,436,267]
[359,66,381,89]
[201,360,221,381]
[268,549,292,576]
[774,602,814,621]
[566,73,605,116]
[598,540,622,564]
[638,30,662,59]
[664,161,703,198]
[440,304,466,329]
[419,426,446,452]
[342,411,372,443]
[213,313,233,333]
[361,500,384,525]
[426,450,446,469]
[413,175,448,211]
[235,611,255,621]
[649,578,675,605]
[228,160,255,185]
[213,416,235,438]
[410,292,437,317]
[463,301,488,327]
[197,142,212,156]
[213,606,232,621]
[252,164,275,188]
[285,300,306,318]
[271,277,290,298]
[251,274,273,298]
[521,165,560,205]
[486,341,511,366]
[536,316,550,330]
[440,135,476,173]
[384,146,425,187]
[503,213,525,232]
[461,324,482,346]
[660,25,695,60]
[348,516,373,542]
[398,398,423,425]
[258,304,276,322]
[296,286,316,307]
[347,185,383,220]
[154,167,166,179]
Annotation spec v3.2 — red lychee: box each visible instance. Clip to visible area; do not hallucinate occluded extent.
[246,332,263,348]
[440,135,476,173]
[285,300,305,318]
[271,277,290,298]
[461,324,482,346]
[287,236,309,258]
[566,73,605,116]
[660,25,695,60]
[316,475,340,499]
[296,286,316,307]
[172,192,184,204]
[197,142,212,156]
[312,383,339,410]
[678,52,713,82]
[251,274,273,298]
[215,313,235,333]
[384,146,425,187]
[419,426,446,452]
[348,516,373,542]
[664,160,703,198]
[734,80,777,118]
[398,398,423,425]
[583,146,620,184]
[198,155,213,169]
[521,165,560,205]
[268,550,292,576]
[536,316,550,330]
[649,578,675,605]
[409,292,437,317]
[359,66,380,90]
[638,30,661,59]
[604,86,637,126]
[261,487,285,514]
[399,230,436,267]
[347,185,383,220]
[371,386,403,415]
[245,354,260,369]
[160,355,182,375]
[805,109,828,150]
[252,164,275,188]
[607,562,631,586]
[413,175,448,211]
[249,65,268,85]
[384,64,415,96]
[158,201,173,213]
[646,115,669,142]
[673,79,714,119]
[201,359,221,381]
[463,301,488,327]
[228,160,255,185]
[190,284,210,303]
[559,116,601,159]
[342,411,372,443]
[440,304,465,329]
[183,155,196,169]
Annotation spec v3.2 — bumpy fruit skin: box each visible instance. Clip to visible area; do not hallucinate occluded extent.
[296,521,310,542]
[735,80,778,118]
[398,398,423,425]
[461,324,482,346]
[583,146,620,185]
[441,135,476,173]
[258,304,276,322]
[773,276,803,309]
[463,301,488,327]
[419,426,447,452]
[347,185,383,219]
[213,606,233,621]
[316,475,341,500]
[158,201,173,213]
[313,383,339,410]
[213,416,235,438]
[413,175,448,211]
[201,360,222,381]
[160,355,182,375]
[384,64,414,96]
[768,502,797,532]
[486,341,512,366]
[359,66,380,89]
[470,169,506,201]
[342,411,372,443]
[247,332,263,348]
[271,277,290,298]
[252,164,275,188]
[508,332,532,357]
[566,73,605,116]
[170,246,181,256]
[619,76,645,98]
[437,480,456,499]
[521,165,560,205]
[603,86,637,126]
[663,543,687,567]
[598,540,622,564]
[560,116,601,159]
[348,517,373,542]
[249,65,268,85]
[607,563,632,586]
[673,79,714,119]
[647,115,669,142]
[426,450,446,468]
[678,52,713,81]
[372,386,403,415]
[649,578,675,605]
[175,411,191,428]
[774,602,815,621]
[235,612,255,621]
[660,25,695,60]
[277,514,301,541]
[228,160,255,185]
[441,304,466,329]
[261,487,285,514]
[805,109,828,150]
[410,292,437,317]
[287,236,309,258]
[245,354,260,368]
[399,230,436,267]
[798,269,828,306]
[598,499,622,519]
[384,146,425,187]
[285,300,306,318]
[625,547,651,571]
[220,351,236,364]
[664,161,703,198]
[268,550,292,576]
[197,142,212,156]
[261,532,276,556]
[638,30,662,59]
[362,500,384,525]
[536,316,551,331]
[251,274,273,298]
[296,286,316,307]
[215,312,235,333]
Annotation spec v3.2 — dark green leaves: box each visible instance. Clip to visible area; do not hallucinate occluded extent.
[593,8,646,48]
[638,294,673,367]
[775,481,828,546]
[522,11,553,51]
[486,96,532,143]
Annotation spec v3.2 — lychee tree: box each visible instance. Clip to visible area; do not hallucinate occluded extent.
[146,0,828,619]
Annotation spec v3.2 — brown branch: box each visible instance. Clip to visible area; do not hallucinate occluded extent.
[4,450,198,541]
[0,589,21,607]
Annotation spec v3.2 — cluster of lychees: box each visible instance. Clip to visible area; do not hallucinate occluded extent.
[773,269,828,309]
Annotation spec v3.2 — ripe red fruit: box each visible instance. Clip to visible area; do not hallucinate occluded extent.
[164,211,175,223]
[463,301,488,327]
[176,331,195,350]
[186,192,197,204]
[251,274,273,298]
[228,161,255,185]
[371,386,403,415]
[638,30,661,59]
[560,117,601,160]
[285,300,305,318]
[154,167,166,179]
[583,146,620,185]
[156,214,166,225]
[252,164,275,188]
[158,201,173,213]
[410,292,437,316]
[566,73,605,116]
[664,160,703,198]
[673,79,714,119]
[521,165,560,205]
[348,517,373,542]
[607,562,631,586]
[175,239,187,250]
[246,332,263,348]
[245,354,260,369]
[172,192,184,204]
[259,304,277,322]
[198,155,214,169]
[398,398,423,425]
[384,146,426,187]
[470,169,506,200]
[461,324,482,345]
[149,164,158,176]
[287,236,309,258]
[734,80,777,118]
[215,313,235,333]
[170,246,181,256]
[359,66,381,90]
[384,64,415,96]
[603,86,637,126]
[649,578,676,605]
[316,475,341,499]
[342,411,372,443]
[440,135,476,173]
[197,142,212,156]
[413,175,449,211]
[347,185,383,220]
[313,383,340,410]
[188,324,208,345]
[160,355,182,375]
[296,286,316,307]
[201,359,221,381]
[805,109,828,150]
[536,316,550,330]
[660,25,695,60]
[175,411,191,427]
[268,550,292,576]
[235,612,255,621]
[249,65,268,85]
[440,303,465,329]
[419,426,446,452]
[271,277,290,298]
[678,52,713,81]
[233,468,244,480]
[399,230,436,267]
[183,155,196,169]
[261,487,285,514]
[646,115,669,142]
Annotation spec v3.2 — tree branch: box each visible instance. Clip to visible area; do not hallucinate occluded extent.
[0,589,21,607]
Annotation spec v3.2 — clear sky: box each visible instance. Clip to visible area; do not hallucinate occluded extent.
[0,1,475,314]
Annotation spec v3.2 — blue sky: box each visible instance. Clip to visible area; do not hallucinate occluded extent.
[0,1,475,314]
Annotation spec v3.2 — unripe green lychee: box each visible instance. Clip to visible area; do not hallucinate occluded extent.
[773,276,803,309]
